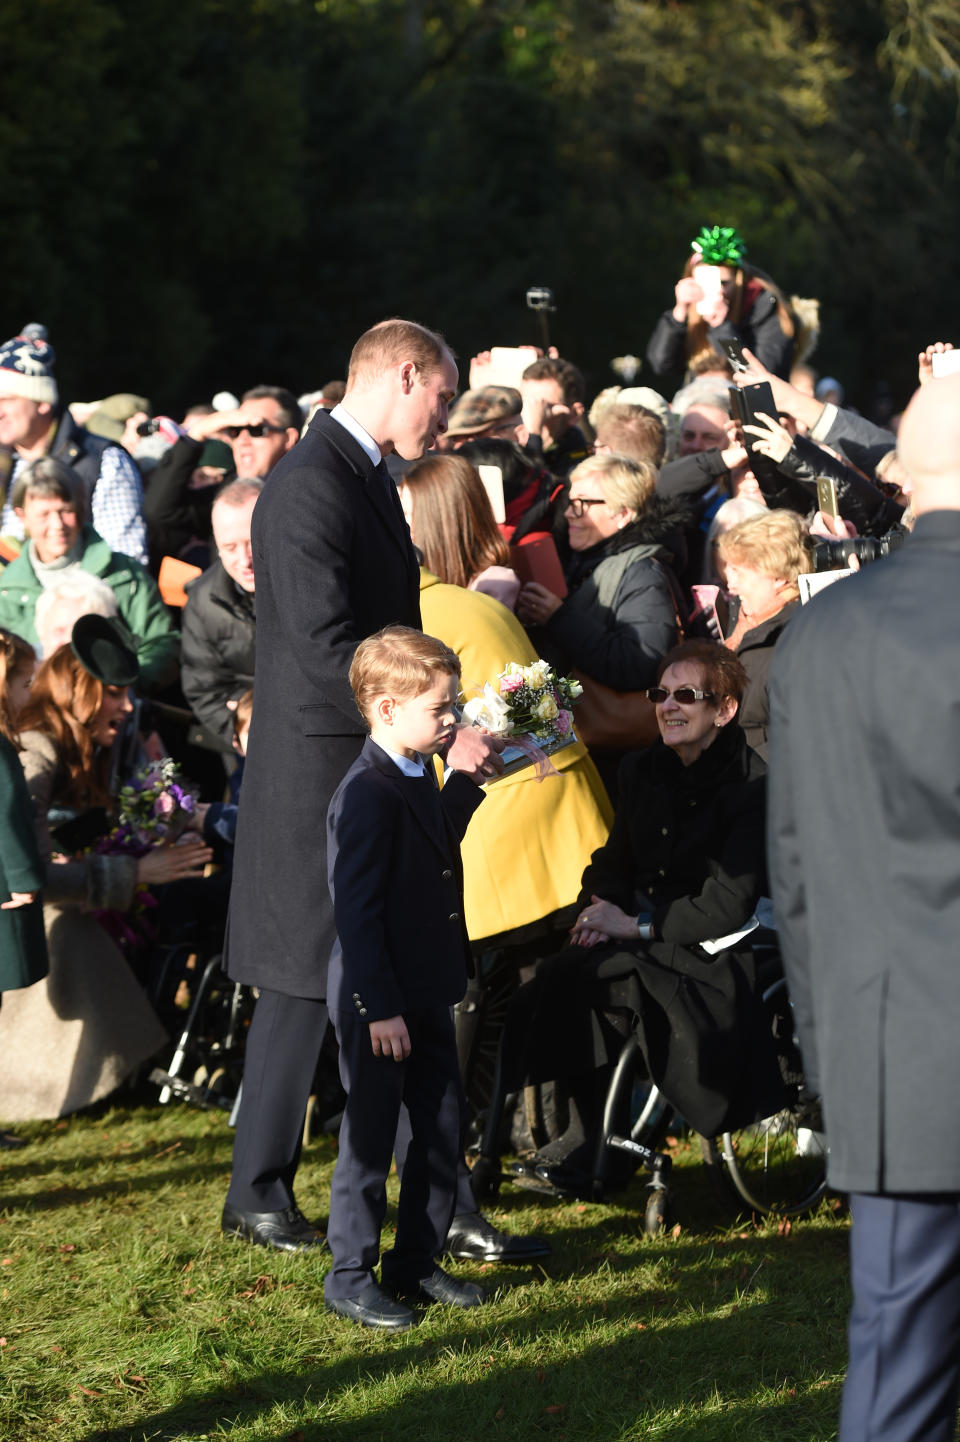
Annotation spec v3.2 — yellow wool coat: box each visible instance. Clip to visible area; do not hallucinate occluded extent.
[420,569,613,942]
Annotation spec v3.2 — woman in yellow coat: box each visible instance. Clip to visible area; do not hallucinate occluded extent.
[420,568,612,944]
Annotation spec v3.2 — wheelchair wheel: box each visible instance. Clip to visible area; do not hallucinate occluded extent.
[702,977,828,1218]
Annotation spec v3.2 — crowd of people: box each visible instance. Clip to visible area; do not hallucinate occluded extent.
[2,220,958,1429]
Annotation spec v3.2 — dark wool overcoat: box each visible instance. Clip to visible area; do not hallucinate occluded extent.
[225,411,420,998]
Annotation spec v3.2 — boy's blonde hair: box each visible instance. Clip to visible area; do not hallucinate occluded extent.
[349,626,461,725]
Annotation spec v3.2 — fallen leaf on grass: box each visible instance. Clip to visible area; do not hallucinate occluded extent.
[50,1346,63,1353]
[777,1218,792,1237]
[0,1338,6,1346]
[670,1224,682,1239]
[545,1404,567,1414]
[78,1386,103,1398]
[634,1323,647,1331]
[495,1407,506,1420]
[59,1244,76,1253]
[239,1275,275,1299]
[1,1258,12,1267]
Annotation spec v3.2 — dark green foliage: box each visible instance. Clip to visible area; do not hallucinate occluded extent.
[1,0,958,411]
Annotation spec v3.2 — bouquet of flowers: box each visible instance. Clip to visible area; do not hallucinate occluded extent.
[461,659,582,775]
[92,759,198,951]
[106,758,198,857]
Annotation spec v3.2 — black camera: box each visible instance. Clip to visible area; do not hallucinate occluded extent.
[810,528,906,572]
[136,418,160,437]
[525,286,555,313]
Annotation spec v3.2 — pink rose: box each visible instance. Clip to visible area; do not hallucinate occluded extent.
[154,792,176,817]
[556,709,572,735]
[500,672,524,694]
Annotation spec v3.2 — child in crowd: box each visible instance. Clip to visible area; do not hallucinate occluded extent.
[0,629,48,1145]
[193,689,252,859]
[323,625,487,1332]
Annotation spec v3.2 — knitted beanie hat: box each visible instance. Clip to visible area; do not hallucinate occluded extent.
[0,333,58,404]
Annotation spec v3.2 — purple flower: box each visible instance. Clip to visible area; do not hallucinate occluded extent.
[556,709,572,735]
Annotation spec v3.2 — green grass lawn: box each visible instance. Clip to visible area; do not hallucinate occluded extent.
[0,1093,848,1442]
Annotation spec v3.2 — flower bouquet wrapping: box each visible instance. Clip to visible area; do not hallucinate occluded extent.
[93,759,197,950]
[461,659,583,779]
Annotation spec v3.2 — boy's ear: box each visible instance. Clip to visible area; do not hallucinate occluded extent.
[375,694,394,725]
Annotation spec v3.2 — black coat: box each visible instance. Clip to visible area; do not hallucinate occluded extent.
[326,738,484,1020]
[508,725,784,1134]
[180,562,256,748]
[646,284,794,380]
[769,510,960,1193]
[224,410,421,998]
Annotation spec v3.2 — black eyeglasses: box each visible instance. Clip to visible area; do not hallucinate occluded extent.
[644,686,715,705]
[224,422,286,439]
[566,496,607,518]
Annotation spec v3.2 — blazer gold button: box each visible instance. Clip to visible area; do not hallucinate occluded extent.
[352,993,360,1000]
[442,869,453,880]
[449,912,460,923]
[359,1006,367,1016]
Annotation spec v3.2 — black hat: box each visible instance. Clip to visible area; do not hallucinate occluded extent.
[70,614,139,686]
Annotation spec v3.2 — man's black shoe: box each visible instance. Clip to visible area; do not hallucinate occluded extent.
[444,1210,551,1264]
[401,1265,487,1308]
[325,1282,415,1332]
[221,1202,327,1252]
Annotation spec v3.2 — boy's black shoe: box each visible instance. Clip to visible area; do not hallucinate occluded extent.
[221,1202,327,1252]
[405,1265,487,1308]
[326,1283,416,1332]
[444,1211,551,1263]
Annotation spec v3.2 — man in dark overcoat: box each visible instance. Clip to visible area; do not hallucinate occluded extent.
[221,319,516,1255]
[768,369,960,1442]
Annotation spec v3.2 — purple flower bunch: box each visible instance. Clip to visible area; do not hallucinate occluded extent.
[100,758,197,859]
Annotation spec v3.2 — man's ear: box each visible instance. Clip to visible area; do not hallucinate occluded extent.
[571,401,585,421]
[284,428,300,452]
[398,361,417,394]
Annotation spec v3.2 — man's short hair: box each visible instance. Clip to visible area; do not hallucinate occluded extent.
[595,404,666,467]
[10,456,86,515]
[347,319,452,389]
[212,477,264,516]
[349,625,460,725]
[672,378,730,419]
[241,385,303,433]
[521,356,585,406]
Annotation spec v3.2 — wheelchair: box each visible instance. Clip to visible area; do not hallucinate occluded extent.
[466,927,829,1234]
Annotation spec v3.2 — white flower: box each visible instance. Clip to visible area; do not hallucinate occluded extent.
[535,693,558,722]
[524,660,551,689]
[462,682,515,735]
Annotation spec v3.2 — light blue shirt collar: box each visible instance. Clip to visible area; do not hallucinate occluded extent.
[377,742,426,778]
[330,403,382,468]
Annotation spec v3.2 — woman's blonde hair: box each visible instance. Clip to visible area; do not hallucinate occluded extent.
[716,509,813,589]
[569,452,657,516]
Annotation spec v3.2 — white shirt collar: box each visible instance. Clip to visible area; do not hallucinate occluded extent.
[377,742,426,778]
[330,403,382,468]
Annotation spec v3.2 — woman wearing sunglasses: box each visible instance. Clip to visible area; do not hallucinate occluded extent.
[496,639,781,1197]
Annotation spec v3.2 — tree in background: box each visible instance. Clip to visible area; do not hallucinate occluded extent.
[1,0,958,414]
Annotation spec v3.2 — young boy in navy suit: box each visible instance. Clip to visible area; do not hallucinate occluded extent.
[324,625,487,1331]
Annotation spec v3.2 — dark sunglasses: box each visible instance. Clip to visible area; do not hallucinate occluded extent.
[566,496,607,518]
[645,685,715,705]
[224,422,286,439]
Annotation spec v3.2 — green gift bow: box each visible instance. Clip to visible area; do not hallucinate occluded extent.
[690,225,747,266]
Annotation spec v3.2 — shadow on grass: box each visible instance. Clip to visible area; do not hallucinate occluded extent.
[82,1276,845,1442]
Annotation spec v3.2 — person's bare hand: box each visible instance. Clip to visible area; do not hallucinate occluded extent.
[918,341,955,386]
[137,836,213,886]
[445,724,505,782]
[570,894,635,948]
[1,891,36,910]
[516,581,563,626]
[742,412,794,464]
[184,802,211,833]
[370,1015,411,1061]
[809,510,858,540]
[183,408,240,442]
[673,276,703,321]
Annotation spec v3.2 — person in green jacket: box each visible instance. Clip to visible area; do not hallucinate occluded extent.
[0,458,178,694]
[0,628,48,1146]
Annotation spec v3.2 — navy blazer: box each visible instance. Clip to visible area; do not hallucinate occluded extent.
[326,738,484,1021]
